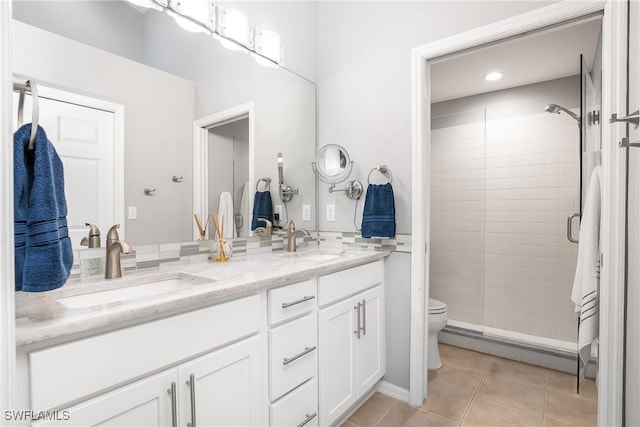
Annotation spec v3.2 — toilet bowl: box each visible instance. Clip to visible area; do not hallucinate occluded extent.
[427,298,448,369]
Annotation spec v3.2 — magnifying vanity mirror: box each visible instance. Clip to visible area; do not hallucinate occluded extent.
[312,144,363,199]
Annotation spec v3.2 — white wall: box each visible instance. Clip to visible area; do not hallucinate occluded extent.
[12,0,146,63]
[316,1,553,233]
[12,21,195,245]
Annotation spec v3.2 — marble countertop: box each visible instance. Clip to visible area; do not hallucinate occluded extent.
[15,248,389,347]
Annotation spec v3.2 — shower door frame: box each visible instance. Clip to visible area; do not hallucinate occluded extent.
[410,2,628,426]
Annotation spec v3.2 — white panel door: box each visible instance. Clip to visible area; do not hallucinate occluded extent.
[13,92,116,249]
[33,370,176,427]
[177,336,264,427]
[318,297,357,427]
[356,285,385,395]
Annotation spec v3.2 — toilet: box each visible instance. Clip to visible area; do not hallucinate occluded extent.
[427,298,448,369]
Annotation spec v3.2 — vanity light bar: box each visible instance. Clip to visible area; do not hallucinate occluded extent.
[136,0,283,66]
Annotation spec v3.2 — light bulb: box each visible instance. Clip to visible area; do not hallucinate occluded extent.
[220,9,251,48]
[255,29,282,64]
[484,71,503,81]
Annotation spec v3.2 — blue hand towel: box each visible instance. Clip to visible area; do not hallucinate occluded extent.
[361,183,396,238]
[14,124,73,292]
[251,190,273,230]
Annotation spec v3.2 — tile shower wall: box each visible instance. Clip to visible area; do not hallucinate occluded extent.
[431,110,580,343]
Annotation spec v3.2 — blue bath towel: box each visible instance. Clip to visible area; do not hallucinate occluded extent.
[361,183,396,238]
[251,190,273,230]
[14,124,73,292]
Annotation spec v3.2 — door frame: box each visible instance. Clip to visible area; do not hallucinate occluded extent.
[410,2,628,426]
[1,2,15,411]
[192,102,255,240]
[13,80,126,241]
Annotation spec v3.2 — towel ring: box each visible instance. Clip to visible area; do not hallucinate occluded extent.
[16,80,39,151]
[367,165,393,185]
[256,177,271,192]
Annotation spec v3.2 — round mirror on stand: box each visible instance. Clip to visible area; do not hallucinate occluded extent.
[312,144,363,199]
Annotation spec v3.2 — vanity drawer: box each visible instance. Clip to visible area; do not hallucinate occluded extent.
[268,279,316,325]
[318,260,383,306]
[269,313,317,401]
[30,294,260,410]
[270,379,318,427]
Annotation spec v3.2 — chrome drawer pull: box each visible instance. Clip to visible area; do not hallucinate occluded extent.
[297,412,318,427]
[354,303,361,339]
[167,382,178,427]
[283,346,317,365]
[361,299,366,336]
[186,374,196,427]
[282,295,315,309]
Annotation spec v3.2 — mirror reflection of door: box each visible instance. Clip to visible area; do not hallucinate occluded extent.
[207,117,250,238]
[12,90,118,250]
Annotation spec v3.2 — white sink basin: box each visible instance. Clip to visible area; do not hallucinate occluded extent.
[58,273,212,309]
[278,250,343,262]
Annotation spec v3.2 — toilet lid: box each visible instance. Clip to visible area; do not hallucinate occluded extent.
[428,298,446,313]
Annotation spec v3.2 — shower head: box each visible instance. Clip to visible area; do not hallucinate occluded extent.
[544,103,581,125]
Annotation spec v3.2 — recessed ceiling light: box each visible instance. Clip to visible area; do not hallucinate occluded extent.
[484,72,503,81]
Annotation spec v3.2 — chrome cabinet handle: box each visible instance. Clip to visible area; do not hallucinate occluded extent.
[361,299,366,336]
[296,412,318,427]
[567,213,581,244]
[283,346,317,365]
[354,303,361,338]
[167,382,178,427]
[282,295,315,309]
[187,374,196,427]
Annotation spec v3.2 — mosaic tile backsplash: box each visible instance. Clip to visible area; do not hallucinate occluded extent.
[71,232,412,279]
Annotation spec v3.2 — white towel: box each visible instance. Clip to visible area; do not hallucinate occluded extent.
[218,191,235,239]
[586,151,601,182]
[571,165,602,365]
[239,182,250,237]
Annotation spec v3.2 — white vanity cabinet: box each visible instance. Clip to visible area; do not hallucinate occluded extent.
[267,279,319,427]
[317,261,385,426]
[23,294,265,427]
[34,370,177,427]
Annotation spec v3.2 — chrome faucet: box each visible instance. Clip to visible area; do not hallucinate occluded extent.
[80,223,101,248]
[105,224,133,279]
[287,221,310,252]
[254,218,273,236]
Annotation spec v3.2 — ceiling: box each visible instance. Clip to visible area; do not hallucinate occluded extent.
[430,16,603,103]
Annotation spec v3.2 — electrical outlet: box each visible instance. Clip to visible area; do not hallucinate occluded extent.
[326,204,336,222]
[302,205,311,221]
[275,204,283,218]
[128,206,137,220]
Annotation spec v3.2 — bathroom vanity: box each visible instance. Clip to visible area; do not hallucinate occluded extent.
[13,249,387,426]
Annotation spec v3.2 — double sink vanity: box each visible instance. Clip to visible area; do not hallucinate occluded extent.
[14,248,388,427]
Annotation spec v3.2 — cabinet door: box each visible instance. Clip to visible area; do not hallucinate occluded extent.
[318,297,358,426]
[177,335,264,427]
[34,370,176,427]
[356,285,385,395]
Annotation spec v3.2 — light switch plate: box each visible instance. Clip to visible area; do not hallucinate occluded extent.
[128,206,137,220]
[326,204,335,222]
[275,204,283,218]
[303,205,311,221]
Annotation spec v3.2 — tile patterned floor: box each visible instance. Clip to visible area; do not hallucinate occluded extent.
[346,344,597,427]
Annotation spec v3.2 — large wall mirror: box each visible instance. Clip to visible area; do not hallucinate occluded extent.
[11,0,316,247]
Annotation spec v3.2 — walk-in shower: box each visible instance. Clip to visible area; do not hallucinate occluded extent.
[545,103,582,125]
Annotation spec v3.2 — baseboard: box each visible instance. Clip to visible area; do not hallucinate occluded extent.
[440,326,597,377]
[375,380,409,403]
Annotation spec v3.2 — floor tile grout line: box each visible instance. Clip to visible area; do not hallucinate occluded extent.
[372,400,397,426]
[458,365,489,426]
[542,371,549,424]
